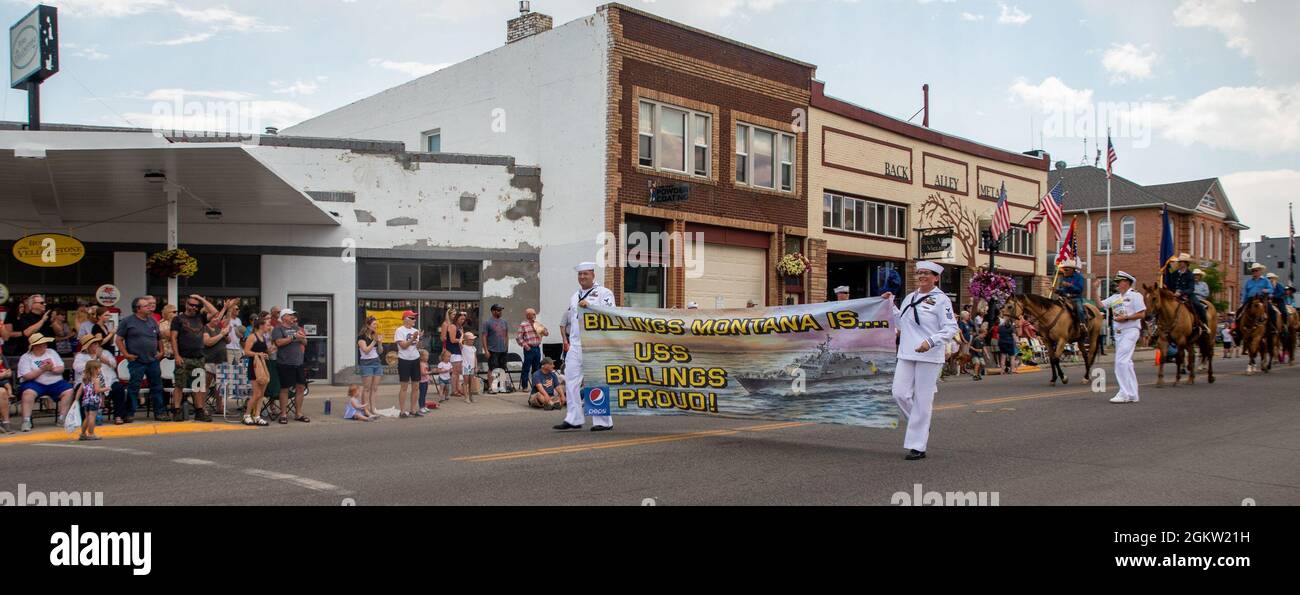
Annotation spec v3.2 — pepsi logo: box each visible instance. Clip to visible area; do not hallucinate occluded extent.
[587,388,606,406]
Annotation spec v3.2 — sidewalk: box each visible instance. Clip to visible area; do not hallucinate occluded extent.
[1,383,545,445]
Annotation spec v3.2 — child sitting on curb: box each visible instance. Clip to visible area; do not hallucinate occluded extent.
[343,385,374,422]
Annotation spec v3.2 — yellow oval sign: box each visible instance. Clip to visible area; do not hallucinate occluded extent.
[11,233,86,268]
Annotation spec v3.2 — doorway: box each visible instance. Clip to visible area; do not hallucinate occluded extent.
[289,295,332,383]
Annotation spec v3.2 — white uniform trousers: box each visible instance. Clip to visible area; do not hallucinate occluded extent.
[1113,327,1140,402]
[892,359,941,452]
[562,346,612,428]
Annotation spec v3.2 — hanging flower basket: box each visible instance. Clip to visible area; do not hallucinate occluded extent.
[776,253,811,277]
[147,249,199,279]
[969,269,1016,303]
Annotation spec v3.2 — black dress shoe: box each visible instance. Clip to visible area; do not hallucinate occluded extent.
[905,449,926,461]
[552,422,581,430]
[591,425,612,432]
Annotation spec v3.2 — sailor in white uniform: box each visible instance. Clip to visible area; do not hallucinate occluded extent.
[881,261,959,460]
[554,261,618,432]
[834,286,851,301]
[1105,271,1146,404]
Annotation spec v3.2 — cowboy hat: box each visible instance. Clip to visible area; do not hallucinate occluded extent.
[28,332,54,347]
[1250,263,1266,271]
[1192,268,1205,276]
[78,334,103,351]
[1176,253,1192,263]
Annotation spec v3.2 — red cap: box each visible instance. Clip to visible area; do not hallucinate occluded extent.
[402,310,418,319]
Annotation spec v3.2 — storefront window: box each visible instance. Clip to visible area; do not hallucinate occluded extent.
[354,299,480,368]
[624,217,667,308]
[359,260,480,293]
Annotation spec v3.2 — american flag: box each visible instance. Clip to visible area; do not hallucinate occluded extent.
[1025,180,1066,239]
[1055,217,1078,266]
[1106,135,1118,179]
[990,182,1012,241]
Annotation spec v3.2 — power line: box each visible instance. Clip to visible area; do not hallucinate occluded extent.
[65,69,140,128]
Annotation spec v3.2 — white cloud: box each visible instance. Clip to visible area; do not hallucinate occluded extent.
[271,80,320,96]
[1173,0,1251,55]
[960,12,984,21]
[172,5,286,32]
[1009,76,1094,112]
[149,32,215,45]
[1173,0,1300,80]
[1102,43,1157,83]
[368,59,452,78]
[1219,170,1300,242]
[997,3,1031,25]
[1150,85,1300,153]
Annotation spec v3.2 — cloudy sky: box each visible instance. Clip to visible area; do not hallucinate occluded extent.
[4,0,1296,241]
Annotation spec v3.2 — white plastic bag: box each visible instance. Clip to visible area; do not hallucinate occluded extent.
[64,402,82,433]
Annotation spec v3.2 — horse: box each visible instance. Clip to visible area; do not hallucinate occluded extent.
[1280,305,1298,365]
[1141,284,1216,386]
[1004,294,1102,387]
[1237,295,1274,375]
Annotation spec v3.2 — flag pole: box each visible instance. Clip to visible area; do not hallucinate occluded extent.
[1105,129,1113,346]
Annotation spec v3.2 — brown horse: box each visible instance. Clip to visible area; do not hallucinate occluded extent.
[1141,285,1216,386]
[1005,294,1102,386]
[1280,305,1298,365]
[1238,296,1274,375]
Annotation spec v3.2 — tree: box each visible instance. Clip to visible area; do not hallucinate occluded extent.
[1199,263,1229,313]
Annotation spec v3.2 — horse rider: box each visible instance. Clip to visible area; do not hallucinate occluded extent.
[1165,254,1207,335]
[1268,272,1290,332]
[1053,260,1087,336]
[1237,263,1274,340]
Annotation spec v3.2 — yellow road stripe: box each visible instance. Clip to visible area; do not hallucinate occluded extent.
[0,422,255,445]
[454,421,813,462]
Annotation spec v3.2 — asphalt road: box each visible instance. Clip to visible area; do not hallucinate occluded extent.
[4,353,1298,505]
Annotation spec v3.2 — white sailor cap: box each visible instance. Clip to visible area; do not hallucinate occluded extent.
[916,261,943,275]
[1115,271,1136,284]
[686,301,699,309]
[833,286,850,294]
[574,261,596,272]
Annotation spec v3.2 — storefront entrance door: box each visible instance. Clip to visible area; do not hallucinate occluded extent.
[289,295,332,383]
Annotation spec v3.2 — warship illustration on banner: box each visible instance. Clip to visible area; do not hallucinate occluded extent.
[734,337,879,394]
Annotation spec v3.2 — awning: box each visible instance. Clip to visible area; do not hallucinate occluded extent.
[0,131,339,229]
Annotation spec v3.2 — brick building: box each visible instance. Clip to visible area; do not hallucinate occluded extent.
[1051,166,1247,308]
[807,81,1051,306]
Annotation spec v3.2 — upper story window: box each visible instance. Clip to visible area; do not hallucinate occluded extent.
[1098,217,1111,253]
[422,129,441,153]
[736,122,795,193]
[638,99,710,178]
[823,192,906,239]
[1121,216,1136,252]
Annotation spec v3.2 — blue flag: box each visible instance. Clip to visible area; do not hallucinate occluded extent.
[1159,203,1175,284]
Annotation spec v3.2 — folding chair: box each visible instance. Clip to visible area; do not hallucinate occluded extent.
[211,359,252,424]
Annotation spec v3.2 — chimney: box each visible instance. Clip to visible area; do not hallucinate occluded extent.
[922,84,929,128]
[507,1,552,44]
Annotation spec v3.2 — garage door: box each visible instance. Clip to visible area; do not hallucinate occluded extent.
[685,244,766,309]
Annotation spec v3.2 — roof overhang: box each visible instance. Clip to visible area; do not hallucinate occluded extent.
[0,131,340,229]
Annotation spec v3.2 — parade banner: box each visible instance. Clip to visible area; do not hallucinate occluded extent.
[579,298,899,428]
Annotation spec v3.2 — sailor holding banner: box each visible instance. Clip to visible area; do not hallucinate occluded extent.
[554,261,617,432]
[880,261,959,461]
